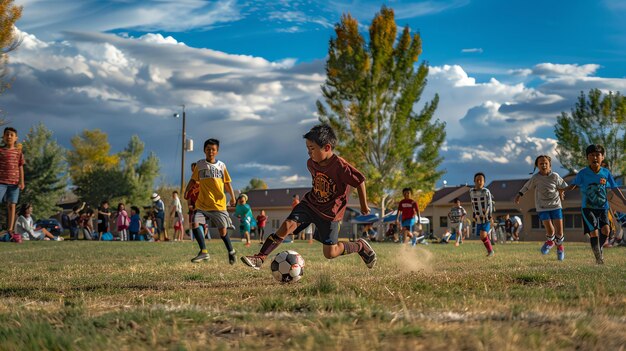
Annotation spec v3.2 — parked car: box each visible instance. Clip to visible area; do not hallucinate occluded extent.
[35,218,63,237]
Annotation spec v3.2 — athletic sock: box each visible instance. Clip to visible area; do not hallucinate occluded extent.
[482,236,493,253]
[590,236,599,251]
[221,233,234,253]
[259,233,283,258]
[341,241,363,255]
[599,233,608,247]
[554,235,564,246]
[193,227,206,252]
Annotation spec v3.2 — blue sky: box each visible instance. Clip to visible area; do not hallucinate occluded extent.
[6,0,626,192]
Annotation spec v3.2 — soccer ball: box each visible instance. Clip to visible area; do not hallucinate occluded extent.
[270,250,305,283]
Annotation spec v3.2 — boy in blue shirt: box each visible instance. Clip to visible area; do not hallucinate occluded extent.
[565,144,626,264]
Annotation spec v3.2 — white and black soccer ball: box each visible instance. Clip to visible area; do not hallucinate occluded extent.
[270,250,305,283]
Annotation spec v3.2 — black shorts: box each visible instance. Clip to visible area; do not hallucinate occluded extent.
[582,208,609,234]
[286,203,340,245]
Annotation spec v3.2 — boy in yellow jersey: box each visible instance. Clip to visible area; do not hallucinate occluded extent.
[185,138,237,264]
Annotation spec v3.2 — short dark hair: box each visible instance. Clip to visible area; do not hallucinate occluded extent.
[172,190,178,195]
[586,144,605,156]
[204,138,220,150]
[454,198,460,203]
[474,172,485,181]
[402,187,412,194]
[3,127,17,135]
[131,206,140,214]
[303,124,337,148]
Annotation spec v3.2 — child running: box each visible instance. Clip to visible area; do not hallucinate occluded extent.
[448,198,467,247]
[564,144,626,264]
[241,124,376,269]
[514,155,568,260]
[234,194,253,247]
[395,187,421,245]
[470,172,495,256]
[185,138,237,264]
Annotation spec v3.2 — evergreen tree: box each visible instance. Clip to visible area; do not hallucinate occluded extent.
[119,135,160,205]
[317,6,445,212]
[20,123,67,218]
[555,89,626,175]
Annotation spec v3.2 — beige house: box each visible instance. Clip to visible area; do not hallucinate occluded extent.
[422,174,624,242]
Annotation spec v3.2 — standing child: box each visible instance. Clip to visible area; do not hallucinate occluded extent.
[448,198,467,246]
[185,138,237,264]
[564,144,626,264]
[185,162,201,240]
[129,206,141,241]
[170,191,184,241]
[241,124,376,270]
[395,187,421,245]
[515,155,568,260]
[115,203,129,241]
[0,127,25,235]
[235,194,253,247]
[470,172,495,256]
[97,200,111,240]
[256,210,268,242]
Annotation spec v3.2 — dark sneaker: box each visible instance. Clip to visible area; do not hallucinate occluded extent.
[593,246,604,265]
[228,250,237,265]
[191,252,209,263]
[241,255,264,270]
[357,238,377,269]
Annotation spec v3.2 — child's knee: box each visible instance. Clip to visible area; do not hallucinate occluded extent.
[323,251,335,259]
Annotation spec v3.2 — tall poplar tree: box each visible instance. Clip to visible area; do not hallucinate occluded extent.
[20,123,67,218]
[317,6,445,212]
[555,89,626,175]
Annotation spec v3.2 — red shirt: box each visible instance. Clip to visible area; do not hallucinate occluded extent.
[398,199,419,221]
[0,146,24,185]
[302,154,365,221]
[256,215,267,227]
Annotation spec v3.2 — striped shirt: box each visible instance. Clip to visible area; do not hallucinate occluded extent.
[0,146,24,185]
[448,206,467,224]
[470,187,493,224]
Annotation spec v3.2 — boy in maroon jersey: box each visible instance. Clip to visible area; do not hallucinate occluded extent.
[241,124,376,270]
[395,188,421,245]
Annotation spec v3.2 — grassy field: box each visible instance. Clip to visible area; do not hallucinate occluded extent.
[0,239,625,350]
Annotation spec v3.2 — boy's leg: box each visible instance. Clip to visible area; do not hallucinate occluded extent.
[217,227,237,264]
[241,219,299,269]
[479,225,494,256]
[7,203,16,232]
[541,218,555,254]
[320,221,377,268]
[553,218,565,261]
[190,212,209,263]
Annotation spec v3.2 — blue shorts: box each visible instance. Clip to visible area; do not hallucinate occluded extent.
[401,218,416,230]
[475,222,491,236]
[538,209,563,221]
[0,183,19,204]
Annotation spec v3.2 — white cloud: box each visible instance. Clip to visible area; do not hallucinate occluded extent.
[461,48,483,53]
[239,163,291,172]
[281,174,307,183]
[531,63,600,78]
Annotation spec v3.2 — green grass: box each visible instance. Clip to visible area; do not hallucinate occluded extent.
[0,240,625,350]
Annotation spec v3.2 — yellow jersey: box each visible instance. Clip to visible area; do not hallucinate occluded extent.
[191,159,231,211]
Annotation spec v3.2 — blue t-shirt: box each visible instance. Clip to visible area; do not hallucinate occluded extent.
[129,214,141,232]
[572,167,617,209]
[235,204,253,224]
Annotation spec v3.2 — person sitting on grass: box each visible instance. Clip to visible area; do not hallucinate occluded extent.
[15,203,63,241]
[241,124,376,270]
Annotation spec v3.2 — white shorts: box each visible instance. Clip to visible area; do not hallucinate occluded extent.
[26,230,45,240]
[193,210,233,229]
[448,222,463,234]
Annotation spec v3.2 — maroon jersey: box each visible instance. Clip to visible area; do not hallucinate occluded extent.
[398,199,419,221]
[0,146,24,185]
[256,215,267,227]
[302,154,365,221]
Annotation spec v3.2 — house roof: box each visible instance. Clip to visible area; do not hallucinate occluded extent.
[431,186,466,203]
[244,187,364,210]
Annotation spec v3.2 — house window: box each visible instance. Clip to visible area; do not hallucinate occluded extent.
[531,215,544,229]
[573,214,583,228]
[439,216,448,228]
[271,219,280,229]
[563,214,573,229]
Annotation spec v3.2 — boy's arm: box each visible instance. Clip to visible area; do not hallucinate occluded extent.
[356,182,370,215]
[224,182,236,207]
[18,164,24,190]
